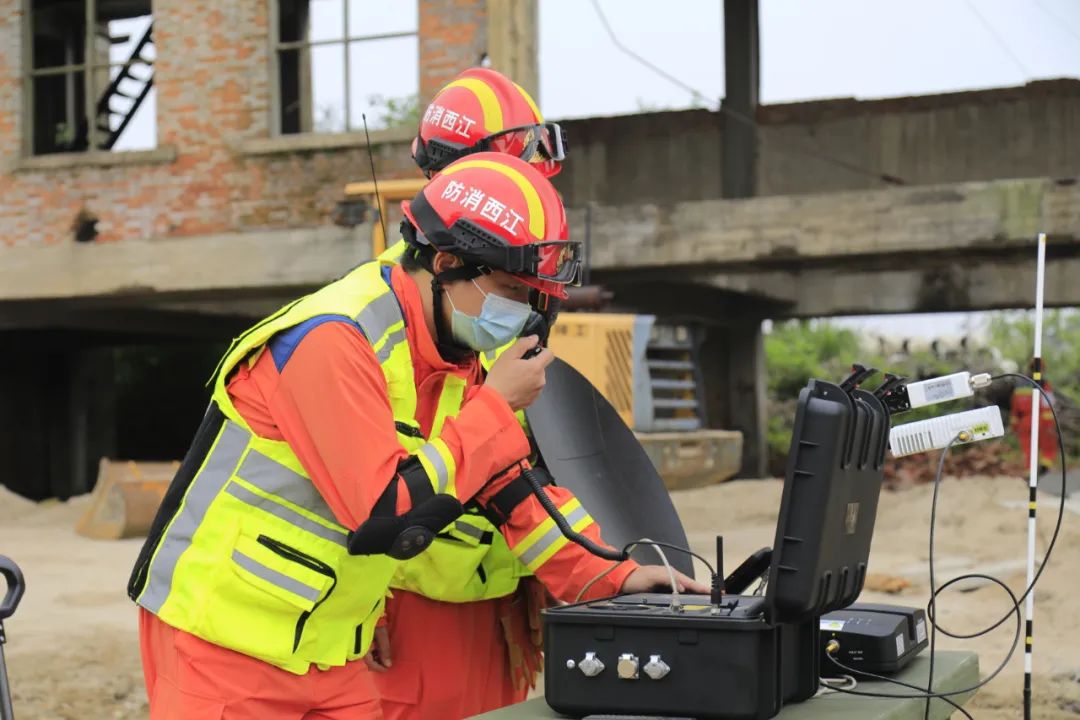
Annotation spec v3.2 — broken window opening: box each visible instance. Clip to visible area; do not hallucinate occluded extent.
[274,0,419,136]
[28,0,157,155]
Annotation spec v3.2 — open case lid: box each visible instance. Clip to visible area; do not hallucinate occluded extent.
[766,379,890,624]
[525,358,695,577]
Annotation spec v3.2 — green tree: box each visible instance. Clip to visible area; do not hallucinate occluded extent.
[986,309,1080,398]
[763,320,975,474]
[365,93,420,131]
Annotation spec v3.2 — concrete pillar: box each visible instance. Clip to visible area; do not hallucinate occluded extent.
[486,0,539,102]
[721,0,760,199]
[699,320,768,478]
[0,342,115,500]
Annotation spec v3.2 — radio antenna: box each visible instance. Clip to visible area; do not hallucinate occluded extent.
[362,113,388,250]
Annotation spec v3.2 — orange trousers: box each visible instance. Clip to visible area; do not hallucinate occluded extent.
[138,609,384,720]
[373,591,527,720]
[1015,418,1058,469]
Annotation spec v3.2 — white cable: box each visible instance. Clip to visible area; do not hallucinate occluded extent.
[575,561,621,604]
[815,675,859,697]
[638,537,681,610]
[573,538,683,605]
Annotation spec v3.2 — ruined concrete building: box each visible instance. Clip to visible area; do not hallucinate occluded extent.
[1,0,1078,499]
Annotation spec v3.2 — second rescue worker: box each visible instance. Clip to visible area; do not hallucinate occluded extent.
[365,69,705,720]
[376,68,560,720]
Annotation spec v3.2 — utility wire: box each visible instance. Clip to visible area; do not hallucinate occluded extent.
[962,0,1031,80]
[1032,0,1080,46]
[587,0,906,186]
[590,0,710,106]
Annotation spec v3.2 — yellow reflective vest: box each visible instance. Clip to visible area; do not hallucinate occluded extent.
[129,253,530,675]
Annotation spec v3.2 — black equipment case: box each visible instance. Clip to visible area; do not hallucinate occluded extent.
[543,377,891,719]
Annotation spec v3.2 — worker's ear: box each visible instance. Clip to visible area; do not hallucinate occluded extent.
[432,252,463,276]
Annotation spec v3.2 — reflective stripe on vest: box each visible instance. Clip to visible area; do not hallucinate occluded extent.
[134,261,432,674]
[139,419,252,614]
[357,291,408,363]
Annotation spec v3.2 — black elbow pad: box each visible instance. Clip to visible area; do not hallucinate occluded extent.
[348,494,464,559]
[347,456,463,560]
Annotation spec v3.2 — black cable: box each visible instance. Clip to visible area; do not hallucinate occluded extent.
[622,540,717,579]
[1032,0,1080,45]
[923,434,957,720]
[588,0,709,104]
[586,0,906,187]
[520,466,625,561]
[821,572,1021,702]
[522,465,720,581]
[995,373,1068,719]
[961,0,1031,79]
[945,375,1070,636]
[823,652,973,719]
[521,465,722,598]
[818,373,1066,715]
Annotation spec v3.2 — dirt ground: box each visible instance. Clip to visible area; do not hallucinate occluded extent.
[2,475,1078,719]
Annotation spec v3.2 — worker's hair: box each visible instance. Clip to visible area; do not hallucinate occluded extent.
[400,243,427,273]
[400,219,439,273]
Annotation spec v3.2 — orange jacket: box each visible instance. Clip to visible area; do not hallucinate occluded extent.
[227,264,635,602]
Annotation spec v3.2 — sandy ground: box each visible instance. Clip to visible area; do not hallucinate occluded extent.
[2,475,1079,719]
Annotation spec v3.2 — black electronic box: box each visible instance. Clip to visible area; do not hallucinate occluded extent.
[819,603,929,676]
[543,376,891,720]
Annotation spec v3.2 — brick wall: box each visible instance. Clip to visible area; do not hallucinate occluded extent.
[418,0,487,106]
[0,0,488,248]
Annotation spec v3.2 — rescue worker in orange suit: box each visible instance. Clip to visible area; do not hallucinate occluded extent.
[128,153,704,720]
[1010,360,1058,474]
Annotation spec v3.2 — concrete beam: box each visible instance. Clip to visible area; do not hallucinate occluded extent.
[573,177,1080,271]
[600,251,1080,318]
[699,254,1080,317]
[0,303,254,339]
[0,225,373,302]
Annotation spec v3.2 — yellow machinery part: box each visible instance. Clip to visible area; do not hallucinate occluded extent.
[75,459,179,540]
[547,313,641,429]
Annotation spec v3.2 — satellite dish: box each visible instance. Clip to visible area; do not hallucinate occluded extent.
[525,358,695,577]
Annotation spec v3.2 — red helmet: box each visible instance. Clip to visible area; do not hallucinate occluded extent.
[412,68,566,179]
[401,152,580,299]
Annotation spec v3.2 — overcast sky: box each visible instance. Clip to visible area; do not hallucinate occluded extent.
[539,0,1080,117]
[556,0,1079,340]
[110,0,1080,339]
[116,0,1080,144]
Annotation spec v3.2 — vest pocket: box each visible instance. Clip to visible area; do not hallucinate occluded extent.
[231,534,334,610]
[197,533,335,665]
[251,534,338,653]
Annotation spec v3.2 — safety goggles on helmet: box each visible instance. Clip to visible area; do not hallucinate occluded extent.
[480,122,566,169]
[408,192,582,287]
[418,122,566,176]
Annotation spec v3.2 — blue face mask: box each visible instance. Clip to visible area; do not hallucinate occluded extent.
[447,280,532,352]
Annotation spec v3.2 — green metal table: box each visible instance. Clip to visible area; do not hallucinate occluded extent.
[469,651,979,720]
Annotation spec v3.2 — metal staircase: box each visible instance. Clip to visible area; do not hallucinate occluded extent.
[89,22,154,150]
[643,324,708,432]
